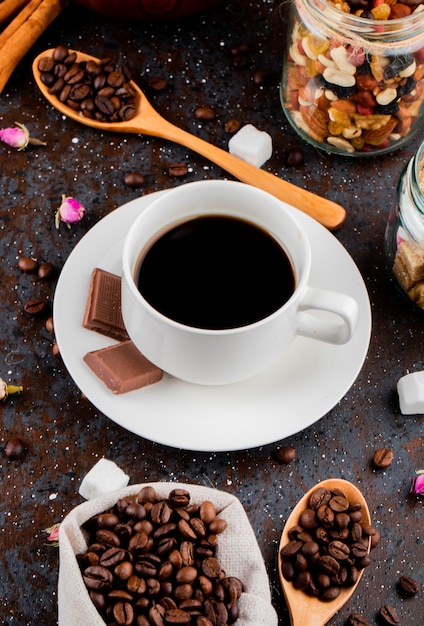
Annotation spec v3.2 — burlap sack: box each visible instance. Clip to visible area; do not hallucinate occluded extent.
[58,482,278,626]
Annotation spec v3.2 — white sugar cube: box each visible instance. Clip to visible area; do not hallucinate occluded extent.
[397,371,424,415]
[228,124,272,167]
[79,458,130,500]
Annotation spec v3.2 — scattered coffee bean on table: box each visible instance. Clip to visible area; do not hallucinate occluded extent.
[194,106,216,121]
[38,262,55,280]
[275,446,296,464]
[23,298,45,315]
[146,76,168,91]
[398,574,420,596]
[77,487,244,625]
[37,45,137,123]
[379,604,400,625]
[18,255,38,273]
[224,119,241,134]
[45,317,54,333]
[285,146,305,168]
[373,448,394,469]
[280,485,379,602]
[4,437,25,460]
[124,172,145,188]
[168,162,188,177]
[346,613,372,626]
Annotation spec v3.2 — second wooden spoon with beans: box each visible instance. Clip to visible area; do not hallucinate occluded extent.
[278,478,372,626]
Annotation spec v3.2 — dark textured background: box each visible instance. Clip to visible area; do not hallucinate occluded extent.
[0,0,423,624]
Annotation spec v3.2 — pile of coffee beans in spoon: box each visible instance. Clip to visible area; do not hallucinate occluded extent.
[37,45,137,123]
[280,485,380,602]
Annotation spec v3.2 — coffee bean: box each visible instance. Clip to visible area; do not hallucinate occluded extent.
[208,518,227,534]
[301,540,320,558]
[83,565,113,590]
[169,488,191,508]
[319,586,340,602]
[194,106,216,121]
[327,540,350,560]
[309,487,331,510]
[379,604,400,625]
[52,44,68,62]
[318,555,340,576]
[224,119,241,134]
[124,172,145,188]
[285,146,305,167]
[335,512,351,529]
[18,255,38,273]
[293,569,311,590]
[346,614,372,626]
[253,69,269,85]
[164,608,191,623]
[4,437,25,459]
[329,494,349,513]
[151,500,173,525]
[96,529,120,547]
[97,513,120,529]
[199,501,216,525]
[168,162,188,177]
[113,600,134,626]
[119,104,136,121]
[24,298,45,315]
[147,76,168,91]
[373,447,394,468]
[362,523,381,548]
[316,504,335,526]
[299,509,317,530]
[125,501,146,520]
[275,445,296,464]
[350,541,369,558]
[231,44,249,68]
[99,546,126,567]
[38,262,55,280]
[202,557,222,578]
[398,574,420,595]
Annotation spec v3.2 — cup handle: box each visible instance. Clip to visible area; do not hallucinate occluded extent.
[296,286,359,345]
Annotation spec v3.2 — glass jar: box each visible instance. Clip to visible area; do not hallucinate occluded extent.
[385,140,424,309]
[280,0,424,156]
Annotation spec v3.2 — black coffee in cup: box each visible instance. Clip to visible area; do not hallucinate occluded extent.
[136,215,295,330]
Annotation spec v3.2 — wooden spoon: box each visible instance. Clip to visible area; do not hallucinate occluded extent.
[32,49,346,230]
[278,478,371,626]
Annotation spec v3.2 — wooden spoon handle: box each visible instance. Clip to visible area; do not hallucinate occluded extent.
[150,119,346,230]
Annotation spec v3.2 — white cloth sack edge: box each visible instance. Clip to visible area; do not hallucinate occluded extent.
[58,481,278,626]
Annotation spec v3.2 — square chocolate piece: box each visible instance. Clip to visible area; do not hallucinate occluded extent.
[83,340,163,394]
[83,267,129,341]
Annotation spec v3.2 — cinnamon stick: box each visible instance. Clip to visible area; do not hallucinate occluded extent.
[0,0,68,93]
[0,0,29,26]
[0,0,44,47]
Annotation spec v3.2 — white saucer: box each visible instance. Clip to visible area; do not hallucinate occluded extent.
[54,188,371,452]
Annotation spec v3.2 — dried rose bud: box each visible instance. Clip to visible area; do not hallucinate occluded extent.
[55,195,86,229]
[42,523,60,546]
[0,377,23,401]
[0,122,46,150]
[411,470,424,495]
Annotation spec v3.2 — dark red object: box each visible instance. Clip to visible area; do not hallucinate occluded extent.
[73,0,225,20]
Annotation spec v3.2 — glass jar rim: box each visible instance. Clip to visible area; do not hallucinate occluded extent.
[296,0,424,51]
[413,140,424,205]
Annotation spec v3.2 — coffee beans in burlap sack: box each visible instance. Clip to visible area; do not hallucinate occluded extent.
[58,482,278,626]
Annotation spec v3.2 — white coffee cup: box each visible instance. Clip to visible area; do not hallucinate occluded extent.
[121,180,358,385]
